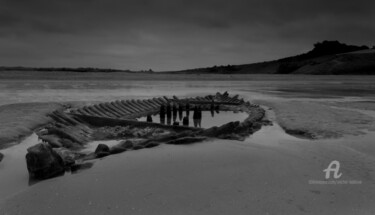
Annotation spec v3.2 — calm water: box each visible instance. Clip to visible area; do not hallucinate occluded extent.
[1,75,375,106]
[138,111,249,129]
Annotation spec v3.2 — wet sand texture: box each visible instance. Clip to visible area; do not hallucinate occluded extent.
[0,102,63,149]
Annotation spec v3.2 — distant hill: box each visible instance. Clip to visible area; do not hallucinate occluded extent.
[1,41,374,75]
[169,41,375,75]
[0,67,154,73]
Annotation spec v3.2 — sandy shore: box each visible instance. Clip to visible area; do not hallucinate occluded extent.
[255,100,375,139]
[1,131,375,215]
[1,75,375,214]
[1,103,375,214]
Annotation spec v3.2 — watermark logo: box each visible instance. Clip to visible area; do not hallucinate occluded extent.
[308,160,362,185]
[323,160,342,179]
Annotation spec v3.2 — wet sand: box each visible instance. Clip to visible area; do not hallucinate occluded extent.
[255,100,375,139]
[1,74,375,214]
[2,122,375,214]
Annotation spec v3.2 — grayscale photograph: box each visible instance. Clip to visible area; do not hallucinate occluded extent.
[0,0,375,214]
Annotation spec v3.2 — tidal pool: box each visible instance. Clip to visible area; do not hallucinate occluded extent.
[138,111,249,129]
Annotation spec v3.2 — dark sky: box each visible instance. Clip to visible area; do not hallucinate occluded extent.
[0,0,374,71]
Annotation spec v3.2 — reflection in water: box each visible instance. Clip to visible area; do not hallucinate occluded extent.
[167,117,171,125]
[193,119,201,128]
[193,106,202,128]
[147,115,152,123]
[140,108,248,129]
[183,116,189,126]
[210,102,215,117]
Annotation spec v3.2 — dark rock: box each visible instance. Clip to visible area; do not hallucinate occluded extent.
[132,145,144,150]
[26,143,65,179]
[0,152,3,162]
[53,148,85,166]
[95,143,110,154]
[109,145,127,154]
[96,152,110,158]
[95,144,110,158]
[118,140,134,149]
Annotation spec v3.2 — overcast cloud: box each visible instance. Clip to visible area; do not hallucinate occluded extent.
[0,0,374,71]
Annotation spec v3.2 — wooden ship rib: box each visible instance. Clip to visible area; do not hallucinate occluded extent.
[28,92,266,180]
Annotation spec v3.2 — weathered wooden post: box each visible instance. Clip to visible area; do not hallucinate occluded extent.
[178,103,183,120]
[186,102,190,116]
[183,116,189,126]
[166,103,172,118]
[198,106,202,128]
[210,101,215,117]
[160,104,165,124]
[166,103,172,125]
[147,115,153,123]
[172,103,178,122]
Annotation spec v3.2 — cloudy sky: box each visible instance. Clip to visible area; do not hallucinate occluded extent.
[0,0,374,71]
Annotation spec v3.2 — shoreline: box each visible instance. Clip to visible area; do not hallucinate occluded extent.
[0,102,89,150]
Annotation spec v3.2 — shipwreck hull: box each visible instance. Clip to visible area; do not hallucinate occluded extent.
[28,92,266,180]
